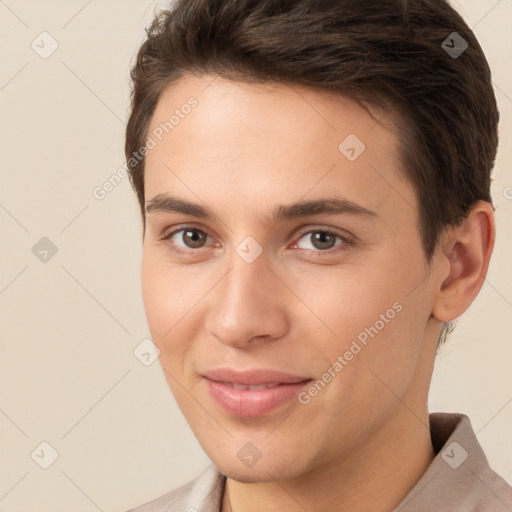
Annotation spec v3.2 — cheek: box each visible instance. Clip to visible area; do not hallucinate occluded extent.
[141,251,167,338]
[140,249,207,374]
[290,265,404,344]
[141,250,186,350]
[141,258,192,409]
[294,260,426,393]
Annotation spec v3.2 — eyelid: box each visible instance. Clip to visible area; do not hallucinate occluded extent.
[160,223,354,241]
[159,224,210,241]
[293,225,355,243]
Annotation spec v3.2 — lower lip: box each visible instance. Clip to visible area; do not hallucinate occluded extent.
[203,378,312,417]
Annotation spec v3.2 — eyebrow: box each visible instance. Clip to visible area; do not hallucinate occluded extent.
[145,193,379,224]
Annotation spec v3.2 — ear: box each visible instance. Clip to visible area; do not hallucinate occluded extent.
[432,200,495,323]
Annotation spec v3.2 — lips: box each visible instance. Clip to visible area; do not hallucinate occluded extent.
[202,367,312,417]
[202,367,310,385]
[227,382,280,390]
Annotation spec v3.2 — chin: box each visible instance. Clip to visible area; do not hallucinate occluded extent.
[225,470,271,483]
[218,466,281,483]
[214,457,306,483]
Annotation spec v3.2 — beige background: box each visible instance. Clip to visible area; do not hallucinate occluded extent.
[0,1,511,511]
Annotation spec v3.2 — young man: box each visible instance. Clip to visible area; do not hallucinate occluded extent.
[124,1,512,510]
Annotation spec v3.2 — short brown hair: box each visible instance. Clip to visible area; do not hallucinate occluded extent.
[125,0,499,262]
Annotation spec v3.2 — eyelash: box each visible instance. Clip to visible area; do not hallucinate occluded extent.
[159,226,354,257]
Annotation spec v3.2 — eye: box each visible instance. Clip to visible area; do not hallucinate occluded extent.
[161,227,212,253]
[293,228,352,253]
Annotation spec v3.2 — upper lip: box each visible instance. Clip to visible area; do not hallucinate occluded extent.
[202,368,312,385]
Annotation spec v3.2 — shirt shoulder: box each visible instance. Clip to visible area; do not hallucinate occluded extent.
[125,463,226,512]
[395,412,512,512]
[472,465,512,512]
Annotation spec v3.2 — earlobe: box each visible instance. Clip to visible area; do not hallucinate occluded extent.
[432,201,495,323]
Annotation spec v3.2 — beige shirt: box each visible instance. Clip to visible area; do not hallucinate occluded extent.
[127,413,512,511]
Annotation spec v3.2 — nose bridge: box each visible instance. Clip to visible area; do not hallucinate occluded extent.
[205,246,288,347]
[226,256,262,307]
[220,248,273,320]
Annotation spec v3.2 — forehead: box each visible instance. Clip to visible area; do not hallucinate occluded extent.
[144,73,415,224]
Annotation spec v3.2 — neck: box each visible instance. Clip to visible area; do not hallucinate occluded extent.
[222,402,435,512]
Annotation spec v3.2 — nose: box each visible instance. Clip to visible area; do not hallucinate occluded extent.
[204,250,289,349]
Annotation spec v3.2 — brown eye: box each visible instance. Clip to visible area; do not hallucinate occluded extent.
[165,228,210,250]
[296,229,346,251]
[182,229,207,248]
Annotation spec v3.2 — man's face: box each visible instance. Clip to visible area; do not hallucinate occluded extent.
[141,73,440,482]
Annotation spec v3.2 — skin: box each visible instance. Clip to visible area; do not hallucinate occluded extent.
[140,73,495,512]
